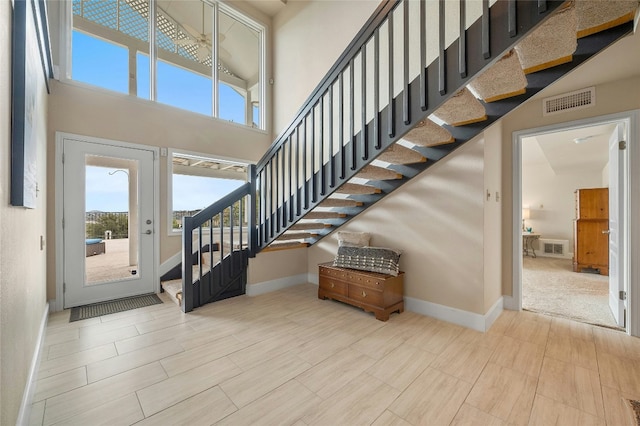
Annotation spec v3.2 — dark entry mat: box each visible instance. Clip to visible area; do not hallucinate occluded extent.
[69,293,163,322]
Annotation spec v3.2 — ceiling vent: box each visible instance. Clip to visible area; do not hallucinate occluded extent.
[543,87,595,116]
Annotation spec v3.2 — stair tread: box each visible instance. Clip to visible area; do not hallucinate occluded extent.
[263,241,309,252]
[355,165,403,181]
[576,1,637,38]
[336,183,382,195]
[318,198,363,208]
[289,222,332,230]
[304,211,348,219]
[402,119,455,147]
[278,231,317,240]
[433,88,487,127]
[377,144,426,165]
[514,4,577,74]
[161,280,182,306]
[469,50,527,103]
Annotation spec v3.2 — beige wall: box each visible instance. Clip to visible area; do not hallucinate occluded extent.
[308,137,487,314]
[46,81,272,300]
[483,123,503,312]
[523,159,604,244]
[248,247,308,285]
[501,74,640,296]
[272,0,379,135]
[1,1,49,423]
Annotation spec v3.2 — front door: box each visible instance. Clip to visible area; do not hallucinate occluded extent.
[63,137,156,308]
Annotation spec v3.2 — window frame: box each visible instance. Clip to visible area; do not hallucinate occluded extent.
[167,148,249,237]
[59,0,267,131]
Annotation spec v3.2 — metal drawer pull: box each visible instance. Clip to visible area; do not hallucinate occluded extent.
[362,291,367,298]
[331,282,335,288]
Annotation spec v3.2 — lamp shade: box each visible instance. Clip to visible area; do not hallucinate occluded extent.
[522,208,531,220]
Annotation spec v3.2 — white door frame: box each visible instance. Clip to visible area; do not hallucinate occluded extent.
[509,110,640,337]
[54,132,160,312]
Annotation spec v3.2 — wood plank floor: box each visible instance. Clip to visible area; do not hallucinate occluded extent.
[30,284,640,425]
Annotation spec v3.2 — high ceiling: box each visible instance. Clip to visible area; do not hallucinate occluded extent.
[244,0,287,17]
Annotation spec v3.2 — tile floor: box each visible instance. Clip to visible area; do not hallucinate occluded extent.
[30,284,640,425]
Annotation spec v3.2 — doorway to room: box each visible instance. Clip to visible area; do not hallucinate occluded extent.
[513,112,639,333]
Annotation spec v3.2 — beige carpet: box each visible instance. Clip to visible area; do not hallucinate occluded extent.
[522,256,621,329]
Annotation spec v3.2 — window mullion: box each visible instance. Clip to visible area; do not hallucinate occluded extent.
[212,2,219,118]
[149,0,157,101]
[129,48,137,96]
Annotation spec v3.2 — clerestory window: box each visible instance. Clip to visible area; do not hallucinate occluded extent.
[67,0,265,129]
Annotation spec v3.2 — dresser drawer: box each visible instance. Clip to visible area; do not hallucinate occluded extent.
[319,266,349,281]
[345,272,384,290]
[348,284,384,306]
[319,277,348,296]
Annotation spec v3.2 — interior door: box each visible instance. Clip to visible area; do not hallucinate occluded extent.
[63,138,156,308]
[608,124,626,327]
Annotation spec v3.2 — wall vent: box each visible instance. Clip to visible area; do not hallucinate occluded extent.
[538,239,570,258]
[543,87,595,116]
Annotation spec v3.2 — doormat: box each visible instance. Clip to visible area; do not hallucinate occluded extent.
[69,294,163,322]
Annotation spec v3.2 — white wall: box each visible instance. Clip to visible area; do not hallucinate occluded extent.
[522,156,605,242]
[272,0,379,135]
[1,1,49,423]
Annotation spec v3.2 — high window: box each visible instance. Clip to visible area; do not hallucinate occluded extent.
[68,0,265,129]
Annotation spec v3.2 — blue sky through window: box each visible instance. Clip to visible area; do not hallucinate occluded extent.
[72,32,128,93]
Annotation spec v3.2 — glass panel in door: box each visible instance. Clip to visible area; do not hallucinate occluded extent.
[85,159,139,285]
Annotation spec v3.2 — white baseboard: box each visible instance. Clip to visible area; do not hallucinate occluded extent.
[404,296,503,332]
[484,297,504,331]
[308,272,319,285]
[503,295,519,311]
[246,273,310,297]
[16,302,49,426]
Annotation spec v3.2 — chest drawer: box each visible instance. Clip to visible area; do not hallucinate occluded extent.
[319,276,348,297]
[348,284,384,306]
[345,272,386,290]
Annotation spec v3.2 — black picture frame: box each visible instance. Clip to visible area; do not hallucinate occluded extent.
[11,0,52,208]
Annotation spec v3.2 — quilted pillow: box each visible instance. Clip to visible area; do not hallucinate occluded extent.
[335,231,371,247]
[333,246,402,276]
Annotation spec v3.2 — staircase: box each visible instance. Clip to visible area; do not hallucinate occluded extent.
[172,0,638,312]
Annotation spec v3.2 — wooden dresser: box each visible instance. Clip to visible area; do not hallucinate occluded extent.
[318,263,404,321]
[573,188,609,275]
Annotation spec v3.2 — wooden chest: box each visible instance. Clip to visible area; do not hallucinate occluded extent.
[318,262,404,321]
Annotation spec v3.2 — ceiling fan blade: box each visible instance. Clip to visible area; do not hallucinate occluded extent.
[197,44,210,61]
[181,23,203,40]
[175,38,195,47]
